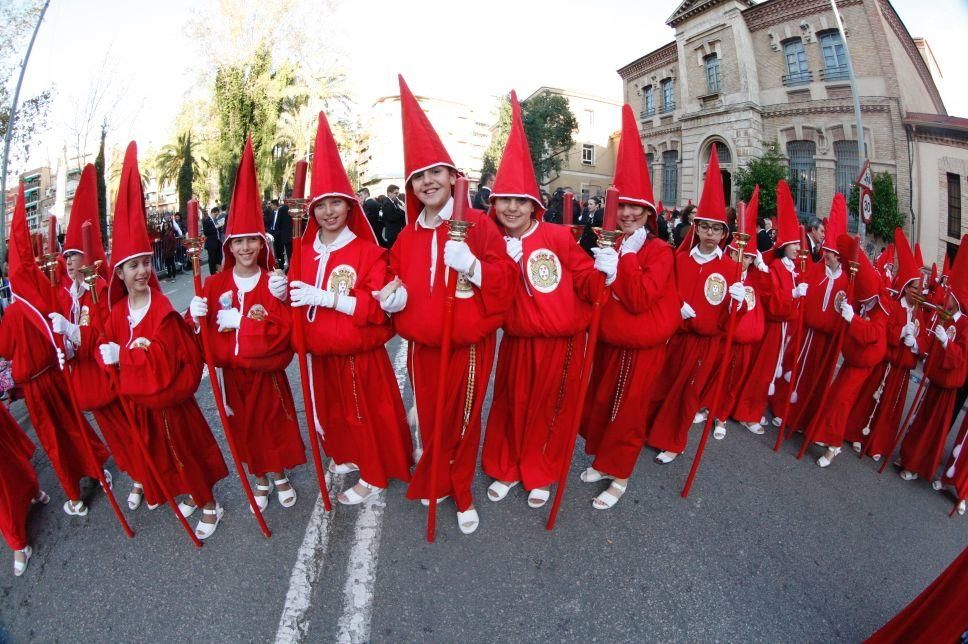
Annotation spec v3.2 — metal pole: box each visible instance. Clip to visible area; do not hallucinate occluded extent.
[0,0,51,249]
[830,0,867,244]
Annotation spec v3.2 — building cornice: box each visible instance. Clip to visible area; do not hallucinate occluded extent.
[617,42,678,81]
[906,130,968,150]
[875,0,947,115]
[668,0,756,27]
[641,124,684,139]
[762,101,890,118]
[742,0,862,32]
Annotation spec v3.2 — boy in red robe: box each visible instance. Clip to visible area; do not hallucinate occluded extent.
[282,113,412,506]
[98,142,228,540]
[578,105,680,507]
[481,92,600,509]
[0,183,109,517]
[645,147,746,464]
[377,77,516,534]
[189,139,305,512]
[0,404,49,576]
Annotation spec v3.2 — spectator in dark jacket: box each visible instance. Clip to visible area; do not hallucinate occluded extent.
[472,172,494,211]
[673,204,696,248]
[380,184,406,248]
[267,198,293,269]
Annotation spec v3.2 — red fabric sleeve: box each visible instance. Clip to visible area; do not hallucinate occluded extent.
[351,247,391,327]
[612,242,673,315]
[469,214,517,317]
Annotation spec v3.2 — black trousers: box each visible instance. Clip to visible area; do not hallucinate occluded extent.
[273,238,292,270]
[206,245,222,276]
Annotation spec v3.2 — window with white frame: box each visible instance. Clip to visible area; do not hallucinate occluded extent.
[643,85,655,116]
[581,144,595,165]
[661,78,675,112]
[819,31,849,81]
[704,54,721,93]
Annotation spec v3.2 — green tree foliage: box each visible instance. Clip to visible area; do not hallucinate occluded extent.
[848,171,904,241]
[176,132,195,215]
[481,93,578,184]
[734,143,788,217]
[94,127,107,241]
[156,131,204,214]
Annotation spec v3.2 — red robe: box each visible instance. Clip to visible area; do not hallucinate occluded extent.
[645,248,735,455]
[103,290,228,507]
[0,405,39,551]
[810,300,887,447]
[0,300,108,499]
[582,234,680,476]
[774,261,849,431]
[298,231,412,489]
[391,208,516,510]
[196,269,306,477]
[59,279,145,481]
[899,313,968,480]
[482,221,600,490]
[733,256,800,423]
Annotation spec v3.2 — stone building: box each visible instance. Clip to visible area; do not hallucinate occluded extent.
[617,0,968,263]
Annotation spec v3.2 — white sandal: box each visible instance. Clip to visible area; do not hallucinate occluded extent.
[195,504,224,540]
[579,467,612,483]
[31,490,50,506]
[328,460,359,475]
[420,495,449,507]
[958,500,966,516]
[273,477,297,508]
[713,422,727,440]
[250,481,272,513]
[177,499,198,518]
[102,469,113,490]
[487,480,519,501]
[456,508,479,534]
[742,421,764,435]
[817,446,841,468]
[127,483,144,510]
[899,470,918,481]
[338,480,382,506]
[13,546,31,577]
[63,500,87,516]
[654,451,679,464]
[527,488,550,509]
[592,482,627,510]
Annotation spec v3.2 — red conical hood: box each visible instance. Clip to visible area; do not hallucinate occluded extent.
[774,180,800,248]
[946,234,968,311]
[914,242,924,269]
[727,186,759,256]
[613,104,656,213]
[893,228,919,292]
[63,164,108,279]
[7,183,55,321]
[822,193,848,254]
[306,111,377,245]
[222,137,274,272]
[489,90,544,219]
[854,246,883,303]
[399,75,460,225]
[695,145,726,225]
[108,142,160,304]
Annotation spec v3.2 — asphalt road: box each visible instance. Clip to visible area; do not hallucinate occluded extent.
[0,266,964,643]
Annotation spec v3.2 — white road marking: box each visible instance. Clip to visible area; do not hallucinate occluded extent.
[335,494,387,644]
[274,478,341,644]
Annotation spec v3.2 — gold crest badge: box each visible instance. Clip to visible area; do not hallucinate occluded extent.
[247,304,268,321]
[833,290,847,312]
[327,264,357,296]
[527,248,562,294]
[704,273,727,306]
[744,285,756,311]
[129,337,151,350]
[79,305,91,327]
[947,325,957,342]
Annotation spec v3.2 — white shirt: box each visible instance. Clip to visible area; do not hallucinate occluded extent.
[417,197,454,289]
[689,244,723,265]
[232,271,260,294]
[821,264,843,311]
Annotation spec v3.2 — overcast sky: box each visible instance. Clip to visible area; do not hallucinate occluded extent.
[13,0,968,171]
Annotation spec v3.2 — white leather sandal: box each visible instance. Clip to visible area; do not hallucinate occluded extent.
[328,460,359,475]
[420,495,449,507]
[654,451,678,464]
[579,467,612,483]
[13,546,31,577]
[487,480,519,501]
[177,499,198,518]
[63,500,87,516]
[456,508,479,534]
[527,488,550,509]
[592,482,627,510]
[338,480,382,506]
[195,504,224,540]
[250,481,272,513]
[273,477,297,508]
[31,490,49,506]
[127,483,144,510]
[713,421,727,440]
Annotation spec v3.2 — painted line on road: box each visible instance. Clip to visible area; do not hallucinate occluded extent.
[274,477,342,644]
[335,493,387,644]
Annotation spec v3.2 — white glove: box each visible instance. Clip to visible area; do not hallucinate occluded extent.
[48,313,80,345]
[841,304,855,323]
[99,342,120,366]
[680,302,697,320]
[728,282,746,303]
[505,237,523,263]
[934,325,950,348]
[377,284,408,314]
[901,322,916,338]
[55,347,66,370]
[216,308,242,331]
[290,281,334,308]
[793,283,808,299]
[903,331,918,350]
[268,273,288,301]
[443,240,477,274]
[754,251,768,272]
[591,247,618,284]
[620,227,647,256]
[189,296,208,320]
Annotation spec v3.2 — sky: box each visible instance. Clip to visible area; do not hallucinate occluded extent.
[10,0,968,174]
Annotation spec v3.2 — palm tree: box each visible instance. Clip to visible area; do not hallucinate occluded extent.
[155,131,206,191]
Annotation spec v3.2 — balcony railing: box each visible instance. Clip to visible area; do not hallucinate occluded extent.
[659,101,676,114]
[782,70,813,86]
[820,65,849,81]
[640,108,656,119]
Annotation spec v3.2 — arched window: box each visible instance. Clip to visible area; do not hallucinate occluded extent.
[787,140,817,217]
[704,140,731,165]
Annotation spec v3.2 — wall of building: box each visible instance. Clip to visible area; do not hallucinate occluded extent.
[909,139,968,264]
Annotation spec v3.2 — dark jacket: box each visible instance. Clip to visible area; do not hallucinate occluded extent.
[380,197,406,247]
[202,215,222,250]
[268,205,292,243]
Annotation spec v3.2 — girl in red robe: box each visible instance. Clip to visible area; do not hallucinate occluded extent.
[189,139,305,512]
[481,92,600,509]
[0,404,49,576]
[288,113,412,507]
[99,142,228,540]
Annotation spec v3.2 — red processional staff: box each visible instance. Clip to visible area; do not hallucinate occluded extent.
[773,225,812,452]
[425,177,472,542]
[283,161,333,511]
[77,221,204,547]
[41,217,134,538]
[545,186,618,530]
[796,237,861,459]
[185,199,272,538]
[681,200,750,498]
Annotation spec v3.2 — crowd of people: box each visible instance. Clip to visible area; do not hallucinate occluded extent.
[0,76,966,582]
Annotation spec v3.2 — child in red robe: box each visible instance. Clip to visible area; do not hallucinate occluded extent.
[377,77,516,534]
[99,142,228,540]
[481,92,599,509]
[0,404,49,576]
[189,139,305,512]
